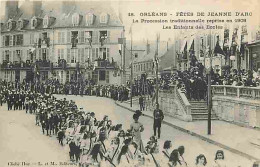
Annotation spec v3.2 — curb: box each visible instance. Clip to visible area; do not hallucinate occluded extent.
[115,101,260,161]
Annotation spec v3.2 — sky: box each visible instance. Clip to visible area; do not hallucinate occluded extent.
[1,0,260,42]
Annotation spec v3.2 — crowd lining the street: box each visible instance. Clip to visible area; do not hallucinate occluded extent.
[1,79,259,167]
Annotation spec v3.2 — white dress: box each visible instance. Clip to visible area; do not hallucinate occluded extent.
[130,122,144,151]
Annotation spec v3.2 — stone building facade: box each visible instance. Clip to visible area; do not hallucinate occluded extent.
[0,1,125,85]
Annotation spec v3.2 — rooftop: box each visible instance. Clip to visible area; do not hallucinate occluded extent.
[1,1,123,32]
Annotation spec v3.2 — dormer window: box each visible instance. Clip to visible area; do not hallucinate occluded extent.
[100,13,109,24]
[72,13,80,26]
[31,17,37,29]
[86,13,94,26]
[17,20,23,30]
[8,21,12,30]
[7,19,14,31]
[43,15,49,28]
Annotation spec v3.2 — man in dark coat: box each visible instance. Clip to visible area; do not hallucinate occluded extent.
[139,95,145,111]
[153,103,164,139]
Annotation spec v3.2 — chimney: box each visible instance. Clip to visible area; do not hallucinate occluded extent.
[5,1,18,21]
[61,1,76,14]
[32,1,42,16]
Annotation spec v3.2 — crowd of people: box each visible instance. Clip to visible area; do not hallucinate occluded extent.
[159,60,260,101]
[1,79,258,167]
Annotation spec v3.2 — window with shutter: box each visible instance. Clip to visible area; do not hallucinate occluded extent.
[67,31,71,43]
[96,48,99,60]
[75,49,78,63]
[93,31,98,43]
[62,32,65,44]
[80,31,85,43]
[92,48,95,61]
[10,36,13,46]
[58,49,61,60]
[81,48,84,63]
[61,71,64,83]
[107,48,110,60]
[2,51,5,61]
[13,50,16,62]
[61,49,64,59]
[20,35,23,45]
[13,35,16,46]
[10,50,13,62]
[77,48,81,63]
[106,71,109,83]
[20,50,23,62]
[34,33,38,44]
[27,50,29,60]
[67,49,71,63]
[2,36,4,47]
[66,71,70,82]
[84,48,89,62]
[5,35,10,46]
[71,49,75,63]
[46,49,49,60]
[58,32,61,44]
[30,34,34,44]
[37,49,41,60]
[107,30,110,43]
[42,48,47,60]
[99,48,103,59]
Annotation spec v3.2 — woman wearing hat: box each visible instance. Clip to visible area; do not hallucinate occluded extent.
[130,113,144,153]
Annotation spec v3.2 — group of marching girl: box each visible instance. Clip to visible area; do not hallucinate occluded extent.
[1,82,257,167]
[54,107,230,167]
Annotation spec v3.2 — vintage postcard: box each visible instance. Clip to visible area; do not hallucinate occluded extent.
[0,0,260,166]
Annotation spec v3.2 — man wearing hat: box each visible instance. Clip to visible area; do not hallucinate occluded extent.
[153,103,164,139]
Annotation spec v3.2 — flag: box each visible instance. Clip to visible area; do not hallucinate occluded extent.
[183,42,187,59]
[228,24,233,48]
[236,24,242,52]
[214,36,225,56]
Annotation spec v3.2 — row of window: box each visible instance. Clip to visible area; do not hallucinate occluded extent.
[133,62,153,72]
[2,47,110,64]
[2,69,110,84]
[2,30,110,47]
[6,13,109,31]
[2,34,24,47]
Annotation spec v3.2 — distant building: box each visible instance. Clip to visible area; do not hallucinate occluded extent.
[130,40,169,79]
[0,1,125,85]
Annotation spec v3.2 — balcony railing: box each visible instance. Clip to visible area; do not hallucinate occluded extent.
[212,85,260,100]
[94,59,117,69]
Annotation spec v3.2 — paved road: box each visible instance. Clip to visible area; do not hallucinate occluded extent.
[0,95,254,167]
[0,106,70,167]
[59,95,253,167]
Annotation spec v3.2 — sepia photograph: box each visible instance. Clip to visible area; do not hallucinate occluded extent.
[0,0,260,166]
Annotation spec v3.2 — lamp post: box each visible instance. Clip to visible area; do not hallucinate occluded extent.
[155,33,160,106]
[207,49,213,135]
[130,29,133,107]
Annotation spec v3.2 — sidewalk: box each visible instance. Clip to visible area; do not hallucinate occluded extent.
[115,100,260,161]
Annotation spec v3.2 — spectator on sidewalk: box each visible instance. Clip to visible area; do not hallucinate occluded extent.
[139,95,145,111]
[153,103,164,139]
